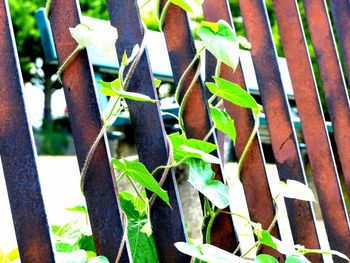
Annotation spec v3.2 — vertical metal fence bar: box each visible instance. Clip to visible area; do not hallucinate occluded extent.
[273,1,350,259]
[0,1,55,262]
[328,0,350,85]
[105,1,189,262]
[48,0,129,261]
[238,0,321,259]
[202,0,283,259]
[302,0,350,198]
[159,1,239,252]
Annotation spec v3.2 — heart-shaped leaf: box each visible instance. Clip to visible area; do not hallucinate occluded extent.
[197,20,239,70]
[69,23,118,57]
[187,159,229,209]
[278,180,316,202]
[206,77,258,109]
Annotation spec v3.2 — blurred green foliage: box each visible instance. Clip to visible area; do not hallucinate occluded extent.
[8,0,109,81]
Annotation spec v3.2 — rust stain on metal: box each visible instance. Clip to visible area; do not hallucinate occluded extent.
[106,1,190,262]
[302,0,350,199]
[0,1,55,262]
[203,0,283,259]
[274,1,350,259]
[49,0,128,261]
[239,1,321,261]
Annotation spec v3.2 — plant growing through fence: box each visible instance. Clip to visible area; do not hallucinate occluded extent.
[46,1,350,263]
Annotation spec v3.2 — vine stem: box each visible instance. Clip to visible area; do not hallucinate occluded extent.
[149,136,174,206]
[237,109,260,179]
[80,25,148,193]
[178,58,202,133]
[205,209,221,244]
[158,0,171,31]
[57,45,85,83]
[139,0,152,10]
[115,213,128,263]
[80,102,122,192]
[241,241,260,258]
[151,156,188,177]
[203,125,216,142]
[174,46,206,105]
[215,61,222,78]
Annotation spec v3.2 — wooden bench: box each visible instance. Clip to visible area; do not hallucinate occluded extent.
[0,0,349,262]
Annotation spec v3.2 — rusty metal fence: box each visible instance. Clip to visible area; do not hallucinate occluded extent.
[0,0,349,262]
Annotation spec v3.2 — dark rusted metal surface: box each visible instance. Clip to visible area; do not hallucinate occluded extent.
[202,0,283,259]
[238,0,321,259]
[273,1,350,259]
[302,0,350,199]
[0,1,55,262]
[328,0,350,86]
[159,1,239,252]
[49,1,129,261]
[106,1,189,262]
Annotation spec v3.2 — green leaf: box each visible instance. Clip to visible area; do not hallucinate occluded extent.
[296,245,350,262]
[154,78,162,88]
[98,80,118,97]
[278,180,316,202]
[197,20,239,70]
[209,107,236,143]
[6,248,20,262]
[174,242,204,261]
[53,220,82,241]
[69,24,94,47]
[179,145,220,164]
[69,23,118,57]
[113,159,170,207]
[122,51,129,66]
[169,0,196,13]
[120,194,160,263]
[259,230,277,250]
[237,35,251,49]
[56,242,76,253]
[120,192,147,216]
[206,77,258,109]
[121,44,140,67]
[120,192,146,219]
[187,159,229,209]
[114,89,157,103]
[86,251,97,259]
[78,234,96,252]
[65,205,88,215]
[87,256,110,263]
[174,242,246,262]
[285,255,311,263]
[56,249,87,263]
[253,224,277,250]
[200,21,219,33]
[256,254,279,263]
[168,133,218,163]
